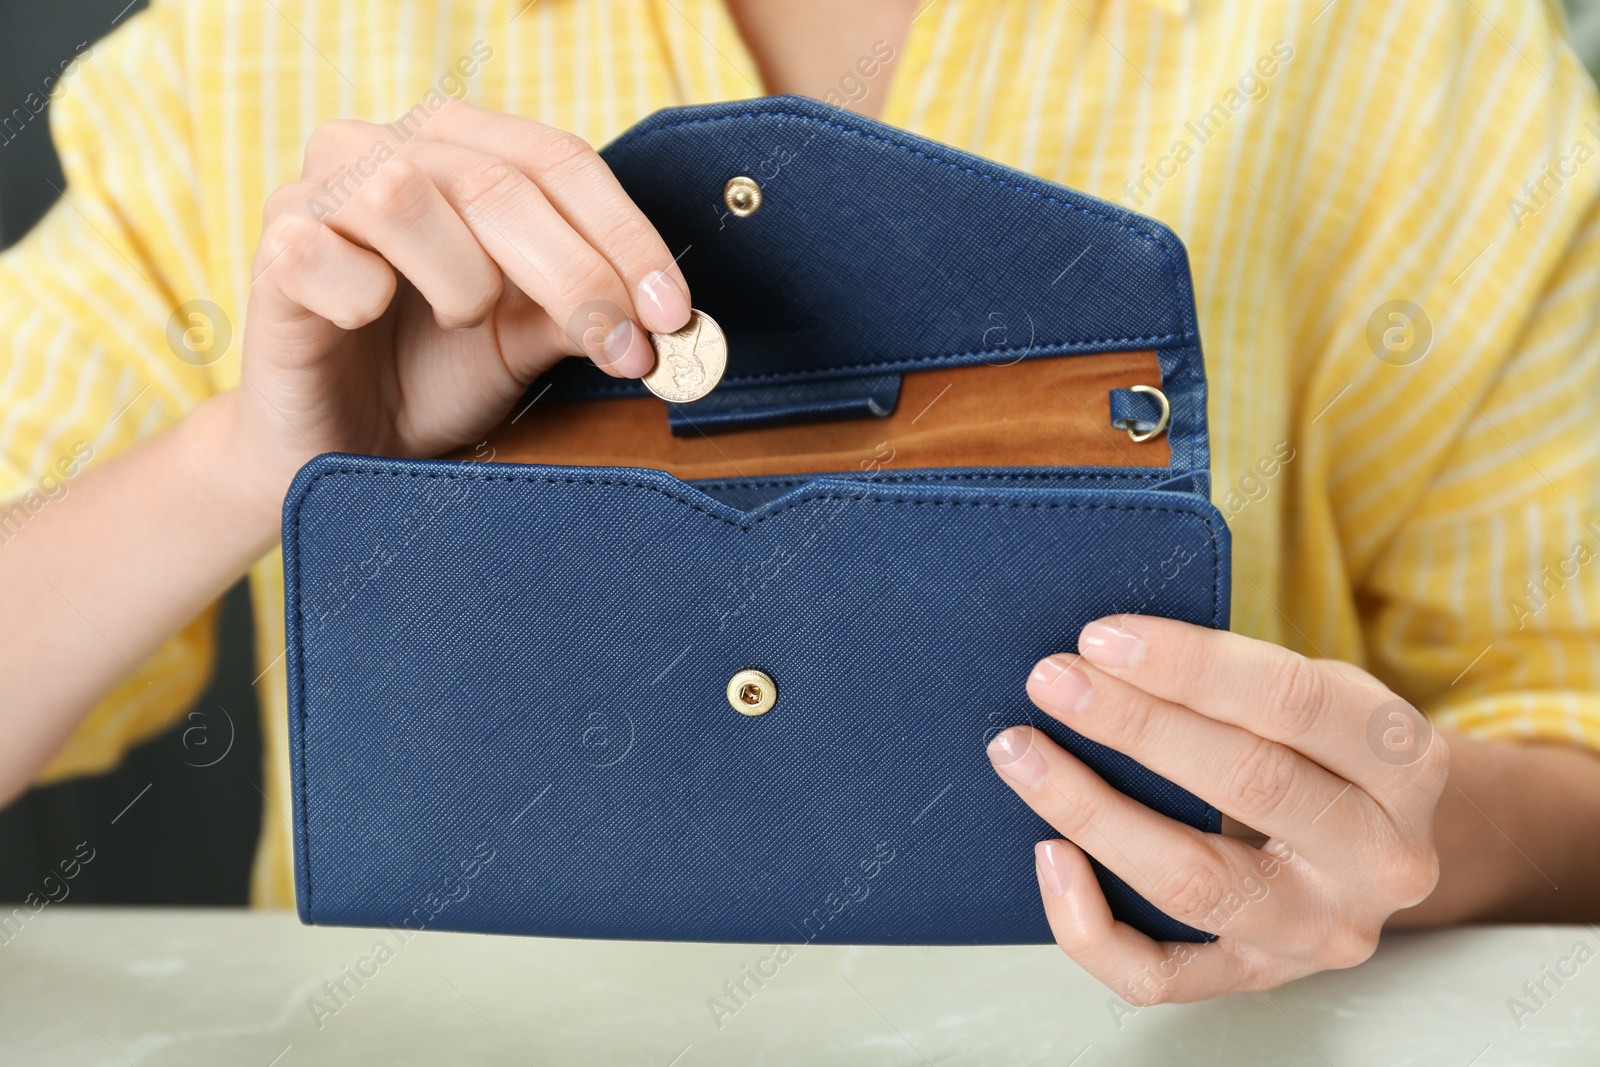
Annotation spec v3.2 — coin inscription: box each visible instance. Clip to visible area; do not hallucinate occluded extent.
[643,309,728,403]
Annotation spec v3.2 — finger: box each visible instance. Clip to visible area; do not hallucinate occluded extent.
[296,116,654,377]
[1033,839,1249,1005]
[413,100,693,334]
[404,140,656,379]
[288,161,504,333]
[1026,653,1376,861]
[300,117,393,180]
[988,726,1292,938]
[1075,615,1441,791]
[252,211,397,334]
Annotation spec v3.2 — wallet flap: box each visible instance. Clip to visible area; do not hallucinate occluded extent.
[529,95,1210,476]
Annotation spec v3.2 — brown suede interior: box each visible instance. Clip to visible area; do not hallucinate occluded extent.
[459,350,1169,479]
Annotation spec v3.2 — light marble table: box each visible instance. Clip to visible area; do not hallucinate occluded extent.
[0,910,1595,1065]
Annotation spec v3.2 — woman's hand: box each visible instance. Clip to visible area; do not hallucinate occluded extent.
[987,615,1449,1004]
[0,100,694,803]
[231,99,691,497]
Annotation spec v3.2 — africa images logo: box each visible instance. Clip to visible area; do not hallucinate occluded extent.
[1123,40,1295,210]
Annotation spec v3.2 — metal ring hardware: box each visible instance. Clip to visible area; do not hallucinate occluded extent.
[1126,385,1171,443]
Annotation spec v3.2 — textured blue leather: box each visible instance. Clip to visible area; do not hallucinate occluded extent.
[1110,387,1167,434]
[665,372,900,435]
[283,97,1233,946]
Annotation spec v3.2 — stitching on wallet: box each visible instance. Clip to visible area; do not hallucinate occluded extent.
[610,110,1182,265]
[289,465,1226,912]
[285,485,314,915]
[293,467,1223,536]
[690,470,1173,492]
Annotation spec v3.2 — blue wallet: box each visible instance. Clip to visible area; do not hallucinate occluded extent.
[283,96,1231,945]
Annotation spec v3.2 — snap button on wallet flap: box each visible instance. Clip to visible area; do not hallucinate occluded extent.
[285,97,1231,946]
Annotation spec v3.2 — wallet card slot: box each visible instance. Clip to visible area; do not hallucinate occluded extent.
[455,350,1170,478]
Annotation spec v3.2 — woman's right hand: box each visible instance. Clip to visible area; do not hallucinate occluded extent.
[231,99,691,496]
[0,101,695,804]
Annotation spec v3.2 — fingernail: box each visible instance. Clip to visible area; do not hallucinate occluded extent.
[1079,621,1146,668]
[601,318,653,377]
[1028,654,1094,714]
[637,270,691,334]
[1035,840,1071,897]
[987,728,1048,792]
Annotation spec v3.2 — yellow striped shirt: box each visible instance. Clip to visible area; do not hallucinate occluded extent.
[4,0,1599,908]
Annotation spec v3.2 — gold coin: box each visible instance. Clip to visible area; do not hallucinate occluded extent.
[643,309,728,403]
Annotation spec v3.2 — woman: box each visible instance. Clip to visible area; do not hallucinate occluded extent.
[2,0,1598,1004]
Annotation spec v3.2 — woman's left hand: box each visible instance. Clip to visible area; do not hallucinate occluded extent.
[987,614,1449,1004]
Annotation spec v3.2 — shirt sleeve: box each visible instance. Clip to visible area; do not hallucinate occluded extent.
[0,2,222,781]
[1295,0,1600,750]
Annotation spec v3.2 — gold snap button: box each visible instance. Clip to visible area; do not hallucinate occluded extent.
[724,176,762,218]
[727,668,777,716]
